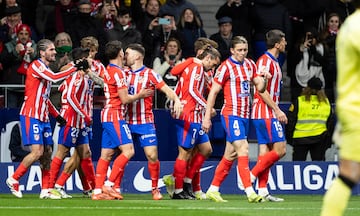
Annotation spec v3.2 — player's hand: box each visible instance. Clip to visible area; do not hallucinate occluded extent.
[138,88,154,98]
[75,59,90,71]
[56,115,67,127]
[84,115,93,126]
[258,65,272,79]
[172,99,183,117]
[275,109,288,124]
[202,118,212,133]
[210,108,217,117]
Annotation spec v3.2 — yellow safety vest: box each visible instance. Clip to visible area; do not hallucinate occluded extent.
[293,95,331,138]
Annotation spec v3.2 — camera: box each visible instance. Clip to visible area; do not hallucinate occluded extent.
[307,33,314,40]
[158,18,171,25]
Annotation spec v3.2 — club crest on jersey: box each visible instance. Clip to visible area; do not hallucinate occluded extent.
[72,137,77,144]
[194,74,201,81]
[191,138,195,145]
[34,134,40,141]
[38,65,45,73]
[234,129,240,136]
[278,131,284,138]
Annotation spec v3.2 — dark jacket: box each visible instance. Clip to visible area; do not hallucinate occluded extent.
[215,0,253,41]
[142,26,184,68]
[106,23,142,49]
[209,32,233,62]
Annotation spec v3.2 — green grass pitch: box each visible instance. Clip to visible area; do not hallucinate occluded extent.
[0,194,359,216]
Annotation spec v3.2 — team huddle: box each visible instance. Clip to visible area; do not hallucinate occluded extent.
[5,29,288,203]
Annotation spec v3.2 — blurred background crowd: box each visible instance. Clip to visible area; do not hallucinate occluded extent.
[0,0,353,108]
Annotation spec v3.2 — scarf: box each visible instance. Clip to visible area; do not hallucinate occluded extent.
[17,38,32,75]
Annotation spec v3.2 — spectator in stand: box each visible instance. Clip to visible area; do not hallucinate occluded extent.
[49,32,73,108]
[286,77,335,161]
[142,13,183,68]
[251,0,291,66]
[131,0,161,35]
[69,0,107,59]
[319,13,341,103]
[327,0,355,23]
[50,32,73,72]
[44,0,77,41]
[293,27,326,101]
[153,37,183,108]
[210,16,234,62]
[0,24,37,108]
[176,7,206,58]
[106,7,142,49]
[35,0,56,39]
[94,0,118,31]
[0,5,22,43]
[215,0,253,57]
[9,122,30,162]
[159,0,201,23]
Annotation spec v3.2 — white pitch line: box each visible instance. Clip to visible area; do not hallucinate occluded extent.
[1,206,360,211]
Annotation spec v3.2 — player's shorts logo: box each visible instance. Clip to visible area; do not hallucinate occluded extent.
[34,134,40,141]
[278,131,284,138]
[234,129,240,136]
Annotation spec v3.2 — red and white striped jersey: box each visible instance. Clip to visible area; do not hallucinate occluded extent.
[251,52,282,119]
[214,57,257,118]
[59,65,90,129]
[126,66,165,124]
[101,63,127,122]
[174,62,207,123]
[86,60,106,117]
[20,59,76,122]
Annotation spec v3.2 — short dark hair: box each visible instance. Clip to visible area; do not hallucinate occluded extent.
[126,43,145,57]
[265,29,285,49]
[105,40,123,60]
[118,7,131,17]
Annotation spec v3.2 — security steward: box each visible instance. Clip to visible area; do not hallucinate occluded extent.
[286,77,335,161]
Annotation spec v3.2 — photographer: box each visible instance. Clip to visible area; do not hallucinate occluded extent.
[142,13,184,67]
[293,27,326,100]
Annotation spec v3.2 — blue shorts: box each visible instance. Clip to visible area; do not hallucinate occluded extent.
[58,126,89,148]
[251,118,286,144]
[221,115,248,143]
[20,115,53,146]
[86,126,93,140]
[101,120,133,149]
[129,123,158,147]
[174,119,209,149]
